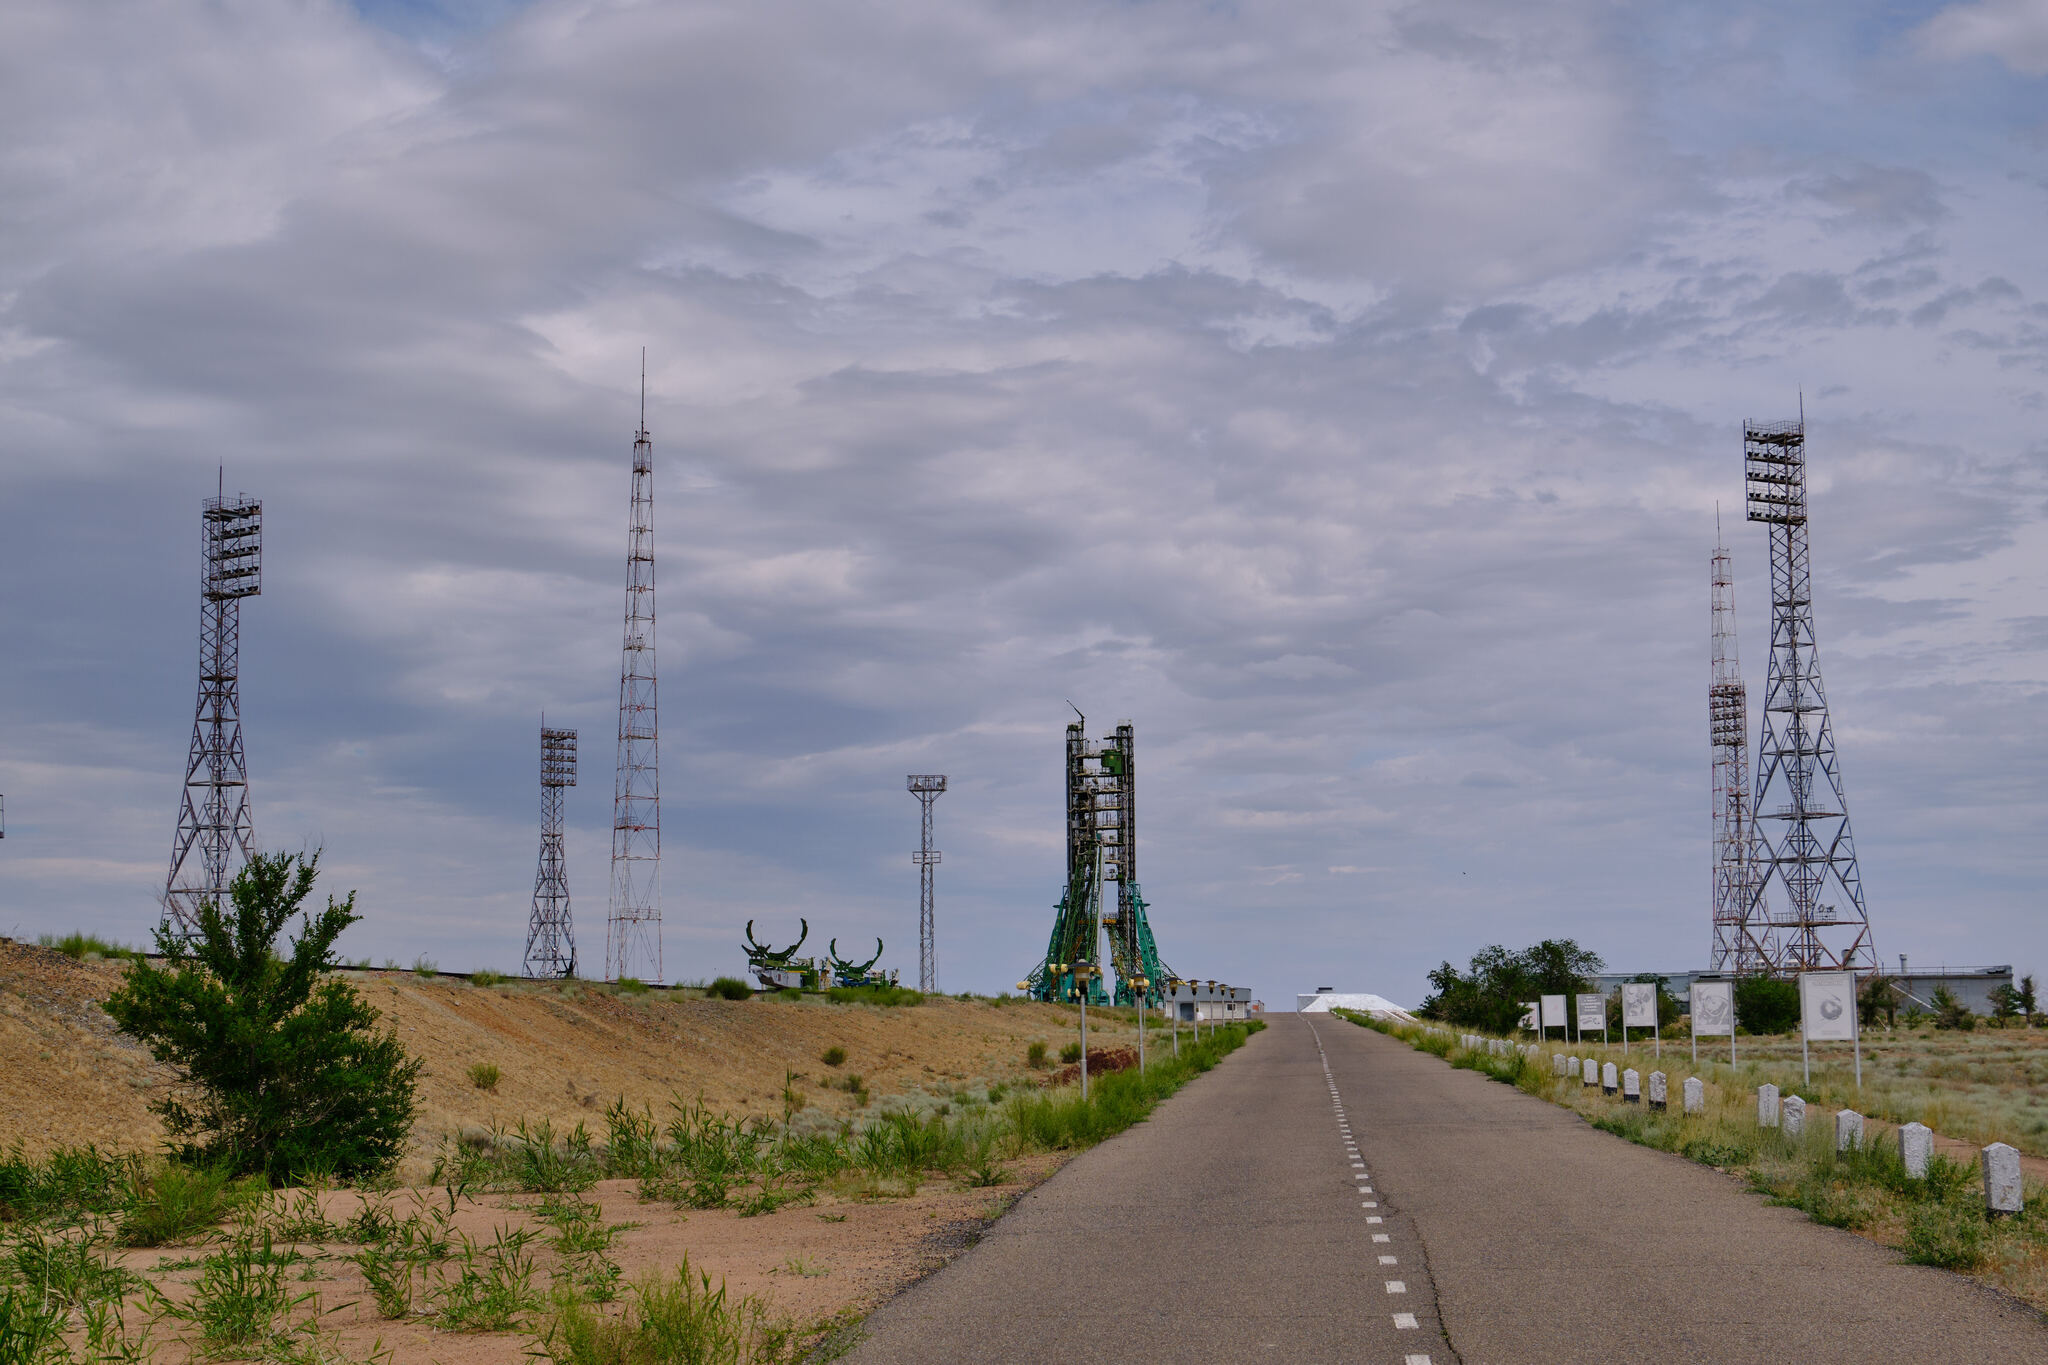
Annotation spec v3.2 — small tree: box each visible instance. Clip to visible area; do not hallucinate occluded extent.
[2019,974,2038,1029]
[1733,975,1799,1035]
[1858,974,1898,1029]
[105,851,421,1184]
[1929,984,1976,1032]
[1989,984,2023,1029]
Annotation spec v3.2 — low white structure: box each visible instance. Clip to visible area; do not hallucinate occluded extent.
[1173,981,1256,1023]
[1983,1143,2024,1216]
[1783,1095,1806,1137]
[1295,990,1417,1021]
[1836,1110,1864,1153]
[1683,1077,1705,1114]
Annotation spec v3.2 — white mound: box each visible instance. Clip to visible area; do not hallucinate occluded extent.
[1296,992,1416,1019]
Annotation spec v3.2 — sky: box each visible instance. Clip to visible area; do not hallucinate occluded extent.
[3,0,2047,1009]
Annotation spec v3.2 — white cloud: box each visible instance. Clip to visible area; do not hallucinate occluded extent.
[1917,0,2048,76]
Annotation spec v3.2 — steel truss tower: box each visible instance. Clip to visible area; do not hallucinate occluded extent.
[526,726,578,978]
[1741,416,1875,973]
[608,370,662,983]
[1023,714,1172,1007]
[164,486,262,935]
[1709,517,1769,973]
[907,775,946,993]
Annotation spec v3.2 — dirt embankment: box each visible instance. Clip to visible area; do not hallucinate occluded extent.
[0,938,1127,1168]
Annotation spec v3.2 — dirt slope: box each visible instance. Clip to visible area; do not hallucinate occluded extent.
[0,938,1129,1170]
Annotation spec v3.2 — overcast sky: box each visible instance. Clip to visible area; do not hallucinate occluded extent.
[4,0,2047,1008]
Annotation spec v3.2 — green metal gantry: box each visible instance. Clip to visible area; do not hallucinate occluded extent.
[1020,714,1173,1008]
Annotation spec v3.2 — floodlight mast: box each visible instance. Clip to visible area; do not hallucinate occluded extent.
[527,726,578,978]
[608,358,662,983]
[164,481,262,936]
[1741,414,1876,973]
[907,775,947,992]
[1709,515,1770,974]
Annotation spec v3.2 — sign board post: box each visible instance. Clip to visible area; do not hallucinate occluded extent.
[1576,993,1607,1049]
[1622,983,1659,1059]
[1540,994,1567,1042]
[1691,978,1734,1067]
[1518,1002,1539,1032]
[1798,971,1860,1087]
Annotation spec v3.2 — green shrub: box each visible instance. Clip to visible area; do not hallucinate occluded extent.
[117,1162,258,1247]
[102,849,424,1184]
[0,1143,139,1226]
[615,977,650,995]
[36,932,143,962]
[1059,1043,1082,1065]
[413,957,439,978]
[821,1046,847,1068]
[1901,1201,1989,1270]
[534,1260,783,1365]
[470,969,507,987]
[1025,1042,1048,1068]
[707,977,753,1001]
[468,1063,502,1093]
[1734,976,1799,1035]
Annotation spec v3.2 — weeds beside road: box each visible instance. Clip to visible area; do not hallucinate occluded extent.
[1339,1010,2048,1313]
[0,1021,1260,1363]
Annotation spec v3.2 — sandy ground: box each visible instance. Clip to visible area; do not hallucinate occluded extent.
[114,1161,1070,1363]
[0,937,1143,1175]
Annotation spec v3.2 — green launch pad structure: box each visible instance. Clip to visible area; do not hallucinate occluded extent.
[1021,715,1173,1008]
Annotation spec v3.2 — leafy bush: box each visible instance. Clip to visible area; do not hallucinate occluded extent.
[706,977,752,1001]
[1059,1043,1082,1065]
[1734,976,1799,1035]
[470,969,507,987]
[615,977,650,995]
[0,1143,138,1226]
[412,957,439,978]
[469,1063,502,1092]
[102,850,424,1184]
[821,1046,847,1068]
[1931,985,1976,1032]
[1025,1042,1048,1069]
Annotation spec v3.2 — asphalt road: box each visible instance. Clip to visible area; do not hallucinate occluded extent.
[844,1014,2048,1364]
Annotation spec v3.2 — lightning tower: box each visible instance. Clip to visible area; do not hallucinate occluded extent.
[608,362,662,982]
[1708,514,1768,972]
[906,775,946,992]
[526,726,577,978]
[1742,414,1876,972]
[164,481,261,934]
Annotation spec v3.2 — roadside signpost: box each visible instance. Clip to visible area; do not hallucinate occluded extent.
[1622,983,1659,1059]
[1576,993,1607,1047]
[1798,971,1861,1087]
[1692,978,1734,1066]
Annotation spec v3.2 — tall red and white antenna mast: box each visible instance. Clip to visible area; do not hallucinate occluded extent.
[608,355,662,982]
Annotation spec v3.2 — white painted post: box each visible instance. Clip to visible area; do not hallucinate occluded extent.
[1683,1076,1704,1115]
[1898,1122,1932,1179]
[1582,1057,1598,1087]
[1758,1083,1780,1128]
[1648,1070,1667,1110]
[1835,1109,1864,1153]
[1782,1095,1805,1138]
[1622,1068,1640,1104]
[1983,1143,2023,1216]
[1602,1061,1618,1095]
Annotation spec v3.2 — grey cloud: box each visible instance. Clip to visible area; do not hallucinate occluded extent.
[1794,166,1946,228]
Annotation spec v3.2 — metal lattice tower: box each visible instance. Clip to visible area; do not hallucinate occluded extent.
[526,726,577,978]
[1741,414,1876,973]
[164,482,261,935]
[608,363,662,983]
[907,775,946,992]
[1708,514,1769,973]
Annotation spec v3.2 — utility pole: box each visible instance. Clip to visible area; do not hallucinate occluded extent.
[526,725,577,977]
[609,357,662,983]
